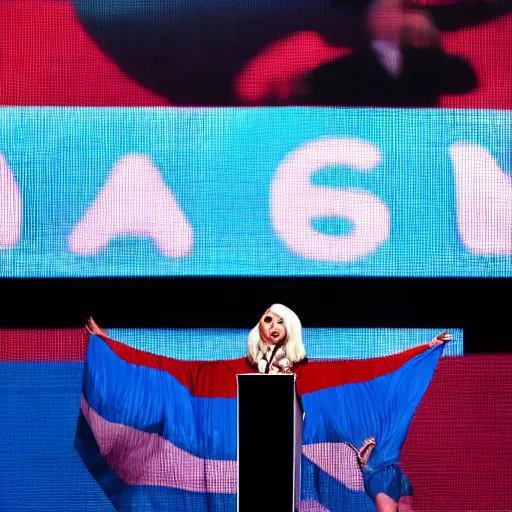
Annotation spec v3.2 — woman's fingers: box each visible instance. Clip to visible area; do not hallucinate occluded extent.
[437,332,452,342]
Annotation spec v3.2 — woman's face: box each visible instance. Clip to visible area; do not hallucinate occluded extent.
[259,311,287,345]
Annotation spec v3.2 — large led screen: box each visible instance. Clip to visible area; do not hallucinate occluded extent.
[1,0,511,278]
[0,108,510,277]
[2,0,511,109]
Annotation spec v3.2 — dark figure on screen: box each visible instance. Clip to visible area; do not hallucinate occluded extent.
[69,0,511,107]
[293,0,479,107]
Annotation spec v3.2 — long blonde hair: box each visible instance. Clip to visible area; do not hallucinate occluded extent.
[247,304,306,364]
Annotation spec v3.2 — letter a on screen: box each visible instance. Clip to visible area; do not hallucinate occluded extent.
[69,154,193,257]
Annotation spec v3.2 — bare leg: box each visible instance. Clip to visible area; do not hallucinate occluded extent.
[375,492,399,512]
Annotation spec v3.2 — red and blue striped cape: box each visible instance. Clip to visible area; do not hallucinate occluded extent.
[76,333,445,512]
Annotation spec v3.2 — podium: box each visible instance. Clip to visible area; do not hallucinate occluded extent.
[237,374,303,512]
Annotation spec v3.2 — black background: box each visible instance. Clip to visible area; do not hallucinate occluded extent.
[0,277,509,353]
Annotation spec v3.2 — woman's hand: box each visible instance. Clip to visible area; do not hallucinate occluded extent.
[86,317,109,337]
[429,331,452,347]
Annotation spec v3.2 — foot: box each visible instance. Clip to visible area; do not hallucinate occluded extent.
[357,437,376,470]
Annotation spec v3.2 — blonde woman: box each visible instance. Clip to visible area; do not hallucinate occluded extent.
[83,305,450,512]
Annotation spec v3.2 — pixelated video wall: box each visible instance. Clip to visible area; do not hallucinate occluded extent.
[0,108,510,277]
[1,0,511,277]
[1,1,511,510]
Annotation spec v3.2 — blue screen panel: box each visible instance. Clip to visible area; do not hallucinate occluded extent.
[0,107,510,277]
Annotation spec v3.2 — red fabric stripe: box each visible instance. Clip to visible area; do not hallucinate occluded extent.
[102,336,254,398]
[0,328,433,396]
[295,343,432,395]
[101,335,432,398]
[0,329,88,362]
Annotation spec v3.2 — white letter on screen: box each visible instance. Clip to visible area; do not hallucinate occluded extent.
[271,138,390,262]
[0,153,21,249]
[451,143,512,255]
[69,154,193,257]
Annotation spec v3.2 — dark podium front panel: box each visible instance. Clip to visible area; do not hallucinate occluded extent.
[237,374,302,512]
